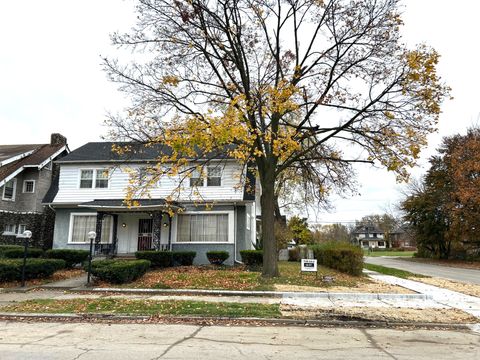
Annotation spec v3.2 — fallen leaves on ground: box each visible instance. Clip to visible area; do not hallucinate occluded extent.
[0,269,85,289]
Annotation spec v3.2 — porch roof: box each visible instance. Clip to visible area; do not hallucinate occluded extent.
[77,198,182,211]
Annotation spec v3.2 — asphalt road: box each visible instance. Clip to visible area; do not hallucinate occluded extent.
[365,257,480,284]
[0,321,478,359]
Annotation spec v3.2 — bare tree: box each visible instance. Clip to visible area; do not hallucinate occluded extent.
[104,0,450,277]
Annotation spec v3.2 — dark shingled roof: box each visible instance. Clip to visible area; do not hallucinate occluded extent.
[57,142,234,163]
[0,144,67,183]
[0,144,41,163]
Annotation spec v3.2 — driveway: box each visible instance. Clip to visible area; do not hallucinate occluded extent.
[365,257,480,285]
[0,321,479,359]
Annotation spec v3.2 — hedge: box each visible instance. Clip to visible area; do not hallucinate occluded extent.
[288,248,300,262]
[240,250,263,266]
[310,242,363,276]
[88,260,151,284]
[135,251,173,267]
[135,251,197,267]
[173,251,196,266]
[2,248,44,259]
[0,258,66,282]
[45,249,90,268]
[0,245,23,257]
[206,251,229,265]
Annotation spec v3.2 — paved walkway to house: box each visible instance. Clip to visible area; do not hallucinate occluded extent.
[365,256,480,284]
[40,274,88,289]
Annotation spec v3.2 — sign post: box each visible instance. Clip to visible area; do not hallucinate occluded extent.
[300,259,318,277]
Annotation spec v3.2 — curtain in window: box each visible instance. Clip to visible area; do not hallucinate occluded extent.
[101,215,113,243]
[71,215,96,243]
[177,214,228,242]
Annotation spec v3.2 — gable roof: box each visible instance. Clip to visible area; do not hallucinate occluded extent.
[0,140,68,187]
[353,224,384,234]
[56,142,235,164]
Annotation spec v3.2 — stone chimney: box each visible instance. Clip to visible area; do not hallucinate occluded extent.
[50,133,67,146]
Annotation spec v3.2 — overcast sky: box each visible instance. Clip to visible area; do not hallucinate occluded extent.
[1,1,479,224]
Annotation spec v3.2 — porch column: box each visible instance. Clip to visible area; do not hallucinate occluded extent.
[167,213,172,251]
[152,211,162,250]
[111,214,119,257]
[94,212,104,253]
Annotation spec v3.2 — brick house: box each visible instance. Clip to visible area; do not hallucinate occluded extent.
[0,134,69,248]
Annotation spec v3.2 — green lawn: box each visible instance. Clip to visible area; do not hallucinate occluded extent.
[2,298,281,318]
[364,250,415,257]
[363,263,427,279]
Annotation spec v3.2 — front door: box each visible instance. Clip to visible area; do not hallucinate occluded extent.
[138,219,153,251]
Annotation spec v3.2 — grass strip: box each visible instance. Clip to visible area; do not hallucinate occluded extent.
[364,251,415,257]
[2,298,281,318]
[363,263,428,279]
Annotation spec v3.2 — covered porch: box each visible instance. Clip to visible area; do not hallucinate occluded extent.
[78,199,181,257]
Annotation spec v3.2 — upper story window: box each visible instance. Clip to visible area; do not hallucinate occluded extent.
[207,166,222,186]
[2,179,16,201]
[23,180,35,193]
[80,169,109,189]
[95,170,109,188]
[190,169,204,187]
[189,166,222,187]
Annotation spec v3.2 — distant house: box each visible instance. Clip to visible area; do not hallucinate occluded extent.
[0,134,69,248]
[43,142,257,265]
[353,224,386,249]
[390,224,416,248]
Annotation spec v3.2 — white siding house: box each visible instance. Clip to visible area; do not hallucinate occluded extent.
[45,142,257,265]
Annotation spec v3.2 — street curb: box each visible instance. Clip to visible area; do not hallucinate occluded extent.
[65,287,430,301]
[0,312,474,330]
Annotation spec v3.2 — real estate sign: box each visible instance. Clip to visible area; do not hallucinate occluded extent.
[301,259,317,272]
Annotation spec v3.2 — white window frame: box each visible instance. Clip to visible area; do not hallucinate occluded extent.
[23,180,36,193]
[173,210,234,244]
[78,169,110,189]
[67,213,113,244]
[207,166,222,187]
[3,224,16,235]
[17,224,26,235]
[2,178,17,201]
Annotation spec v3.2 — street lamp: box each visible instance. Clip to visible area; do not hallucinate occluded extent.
[20,230,32,287]
[87,231,96,284]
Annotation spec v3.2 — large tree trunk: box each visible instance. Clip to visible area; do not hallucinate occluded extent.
[260,164,279,278]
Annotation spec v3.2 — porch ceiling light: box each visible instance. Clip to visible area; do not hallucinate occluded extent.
[122,223,127,228]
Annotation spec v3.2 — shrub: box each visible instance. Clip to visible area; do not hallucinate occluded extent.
[240,250,263,266]
[206,251,229,265]
[0,245,23,257]
[288,248,300,262]
[135,251,173,267]
[173,251,196,266]
[310,242,363,276]
[45,249,90,268]
[2,248,44,259]
[0,258,66,281]
[88,260,151,284]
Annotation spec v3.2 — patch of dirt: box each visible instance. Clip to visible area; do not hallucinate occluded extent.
[409,277,480,298]
[280,305,477,324]
[274,279,415,294]
[400,257,480,270]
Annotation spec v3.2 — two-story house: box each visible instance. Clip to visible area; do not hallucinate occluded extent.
[0,134,69,248]
[353,224,386,249]
[44,142,256,265]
